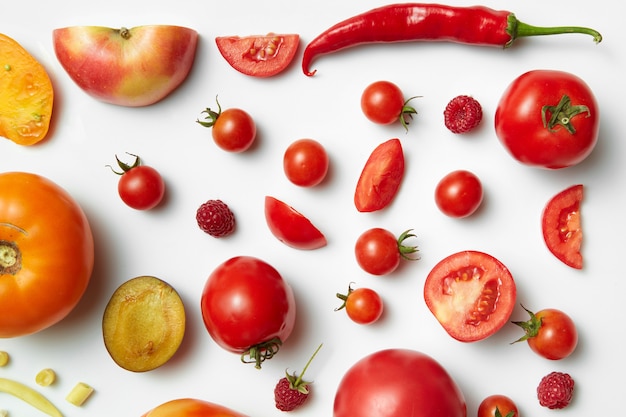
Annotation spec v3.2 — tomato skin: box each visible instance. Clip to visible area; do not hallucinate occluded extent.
[0,172,94,337]
[424,251,516,342]
[334,349,466,417]
[212,108,257,152]
[477,395,518,417]
[495,70,599,169]
[283,138,329,187]
[215,34,300,78]
[264,196,327,250]
[200,256,296,366]
[118,165,165,210]
[141,398,249,417]
[337,286,384,325]
[513,307,578,360]
[361,81,406,125]
[355,228,400,275]
[541,184,583,269]
[434,170,483,218]
[354,138,405,212]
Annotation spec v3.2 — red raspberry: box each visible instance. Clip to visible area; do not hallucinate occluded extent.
[274,344,322,412]
[537,371,575,409]
[196,199,235,237]
[444,95,483,133]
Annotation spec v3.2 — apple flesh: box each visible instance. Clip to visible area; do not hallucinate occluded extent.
[53,25,198,107]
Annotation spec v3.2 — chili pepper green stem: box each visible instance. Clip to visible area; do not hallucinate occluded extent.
[507,14,602,47]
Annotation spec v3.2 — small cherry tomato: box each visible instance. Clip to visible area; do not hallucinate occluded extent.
[541,184,583,269]
[512,306,578,360]
[336,284,383,325]
[354,228,418,276]
[197,97,256,152]
[283,138,329,187]
[477,394,519,417]
[360,80,418,130]
[109,153,165,210]
[434,169,483,218]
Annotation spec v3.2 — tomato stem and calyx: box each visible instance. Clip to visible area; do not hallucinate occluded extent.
[0,240,21,274]
[399,96,420,132]
[242,337,282,369]
[397,229,419,261]
[510,305,543,343]
[335,283,356,311]
[285,343,323,394]
[196,96,223,128]
[107,153,141,175]
[541,95,590,134]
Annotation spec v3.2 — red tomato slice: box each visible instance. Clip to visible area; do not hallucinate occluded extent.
[264,196,327,250]
[424,251,516,342]
[354,138,404,212]
[541,184,583,269]
[215,33,299,78]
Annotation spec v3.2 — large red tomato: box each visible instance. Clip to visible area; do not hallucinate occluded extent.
[141,398,248,417]
[200,256,296,368]
[334,349,466,417]
[0,172,94,337]
[495,70,599,169]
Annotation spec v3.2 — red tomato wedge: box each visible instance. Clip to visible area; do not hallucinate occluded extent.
[264,196,327,250]
[541,184,583,269]
[424,251,516,342]
[215,33,300,77]
[354,138,404,212]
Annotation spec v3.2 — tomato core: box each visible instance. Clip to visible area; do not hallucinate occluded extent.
[0,240,21,274]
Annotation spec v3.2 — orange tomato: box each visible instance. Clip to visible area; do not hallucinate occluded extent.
[142,398,248,417]
[0,172,94,337]
[0,33,54,145]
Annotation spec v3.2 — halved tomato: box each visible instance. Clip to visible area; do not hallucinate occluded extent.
[215,33,299,77]
[354,138,404,212]
[541,184,583,269]
[264,196,326,250]
[424,251,516,342]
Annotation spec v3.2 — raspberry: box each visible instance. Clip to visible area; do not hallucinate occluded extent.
[537,371,575,409]
[444,95,483,133]
[196,199,235,237]
[274,344,322,412]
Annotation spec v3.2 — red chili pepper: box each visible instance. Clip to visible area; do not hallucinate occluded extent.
[302,3,602,76]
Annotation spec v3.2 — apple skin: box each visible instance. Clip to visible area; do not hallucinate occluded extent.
[53,25,198,107]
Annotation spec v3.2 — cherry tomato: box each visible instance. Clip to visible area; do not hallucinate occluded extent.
[264,196,327,250]
[142,398,248,417]
[495,70,599,169]
[336,284,384,325]
[354,138,404,212]
[541,184,583,269]
[434,169,483,218]
[0,172,94,337]
[354,228,418,276]
[334,349,466,417]
[513,306,578,360]
[110,154,165,210]
[215,34,300,78]
[477,394,519,417]
[201,256,296,368]
[360,80,417,129]
[197,97,256,152]
[424,251,516,342]
[283,138,329,187]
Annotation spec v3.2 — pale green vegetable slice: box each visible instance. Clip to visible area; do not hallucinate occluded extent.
[0,377,62,417]
[35,369,56,387]
[65,382,94,406]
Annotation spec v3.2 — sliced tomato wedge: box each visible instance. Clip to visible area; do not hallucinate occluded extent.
[424,251,516,342]
[541,184,583,269]
[264,196,326,250]
[215,33,299,78]
[354,138,404,212]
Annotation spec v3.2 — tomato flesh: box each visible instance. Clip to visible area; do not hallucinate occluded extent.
[354,138,404,212]
[541,184,583,269]
[216,34,300,77]
[424,251,516,342]
[264,196,327,250]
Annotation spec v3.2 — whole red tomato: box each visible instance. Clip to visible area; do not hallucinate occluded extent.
[495,69,599,169]
[141,398,248,417]
[201,256,296,368]
[197,98,256,152]
[111,154,165,210]
[477,395,518,417]
[283,138,329,187]
[0,172,94,337]
[334,349,466,417]
[360,80,417,130]
[354,228,418,276]
[434,170,483,218]
[513,306,578,360]
[336,284,384,325]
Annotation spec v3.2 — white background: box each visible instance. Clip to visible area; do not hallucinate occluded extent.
[1,0,623,416]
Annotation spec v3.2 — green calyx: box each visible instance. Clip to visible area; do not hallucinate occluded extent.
[197,95,223,128]
[242,337,282,369]
[494,406,516,417]
[505,13,602,47]
[397,229,420,261]
[399,96,421,132]
[542,95,590,134]
[511,305,542,344]
[285,343,323,394]
[106,152,141,175]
